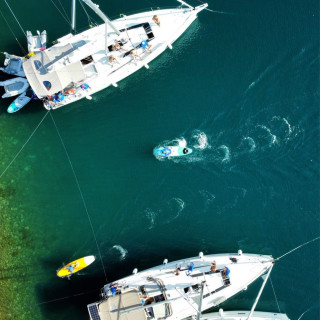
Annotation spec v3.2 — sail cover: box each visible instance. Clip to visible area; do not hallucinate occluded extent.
[23,44,86,97]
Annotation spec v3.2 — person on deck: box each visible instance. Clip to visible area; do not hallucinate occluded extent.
[140,40,152,53]
[130,49,142,65]
[109,55,120,66]
[112,43,126,52]
[222,267,230,277]
[80,83,90,91]
[152,15,160,26]
[210,261,217,272]
[187,262,194,276]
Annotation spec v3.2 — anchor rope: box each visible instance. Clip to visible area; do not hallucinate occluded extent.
[274,236,320,262]
[297,306,315,320]
[3,0,26,36]
[49,0,71,26]
[49,112,107,281]
[78,0,97,27]
[269,276,281,313]
[0,6,26,55]
[0,110,50,180]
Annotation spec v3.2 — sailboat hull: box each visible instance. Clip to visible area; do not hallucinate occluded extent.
[22,3,208,110]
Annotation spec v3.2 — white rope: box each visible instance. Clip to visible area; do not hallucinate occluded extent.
[274,236,320,261]
[3,0,26,36]
[0,6,26,55]
[0,110,50,180]
[297,306,313,320]
[49,112,107,281]
[269,276,281,313]
[204,8,235,15]
[49,0,71,26]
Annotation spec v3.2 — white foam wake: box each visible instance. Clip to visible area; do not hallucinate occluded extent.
[145,208,158,229]
[218,145,231,162]
[257,125,277,146]
[112,245,128,260]
[242,136,256,152]
[192,131,209,149]
[167,197,185,221]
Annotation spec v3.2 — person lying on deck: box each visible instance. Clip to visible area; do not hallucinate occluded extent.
[130,49,143,65]
[109,55,120,66]
[140,40,152,53]
[112,43,126,52]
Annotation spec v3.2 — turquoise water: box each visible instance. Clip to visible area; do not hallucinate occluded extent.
[0,0,319,319]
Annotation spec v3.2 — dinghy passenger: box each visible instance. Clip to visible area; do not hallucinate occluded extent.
[183,148,188,154]
[109,55,120,66]
[187,262,194,276]
[152,15,160,26]
[140,40,152,53]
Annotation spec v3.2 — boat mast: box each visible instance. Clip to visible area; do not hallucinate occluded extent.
[71,0,76,33]
[246,263,274,320]
[81,0,120,54]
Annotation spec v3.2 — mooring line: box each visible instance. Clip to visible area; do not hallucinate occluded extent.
[269,276,281,313]
[49,112,107,281]
[0,6,26,55]
[0,110,50,180]
[3,0,26,36]
[274,236,320,262]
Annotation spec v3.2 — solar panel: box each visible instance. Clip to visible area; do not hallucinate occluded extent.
[88,304,101,320]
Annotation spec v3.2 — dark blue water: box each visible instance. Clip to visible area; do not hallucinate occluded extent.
[0,0,319,319]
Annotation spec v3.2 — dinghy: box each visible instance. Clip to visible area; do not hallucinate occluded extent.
[0,77,29,98]
[7,92,32,113]
[154,146,193,158]
[57,255,95,278]
[26,30,47,53]
[0,52,26,77]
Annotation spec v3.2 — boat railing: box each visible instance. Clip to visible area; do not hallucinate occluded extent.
[69,5,187,36]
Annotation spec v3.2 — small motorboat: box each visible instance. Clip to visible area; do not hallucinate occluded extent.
[0,52,26,77]
[57,255,95,278]
[7,92,32,113]
[0,77,29,98]
[153,146,193,158]
[26,30,47,53]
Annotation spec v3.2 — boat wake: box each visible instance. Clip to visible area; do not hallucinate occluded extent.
[154,117,301,168]
[144,197,185,228]
[112,245,128,260]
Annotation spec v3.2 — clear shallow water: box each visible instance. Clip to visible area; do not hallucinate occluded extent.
[0,0,319,319]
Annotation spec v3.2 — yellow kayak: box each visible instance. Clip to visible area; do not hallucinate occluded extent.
[57,255,95,278]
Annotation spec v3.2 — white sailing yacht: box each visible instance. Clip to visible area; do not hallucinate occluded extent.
[87,251,274,320]
[198,310,290,320]
[21,0,208,110]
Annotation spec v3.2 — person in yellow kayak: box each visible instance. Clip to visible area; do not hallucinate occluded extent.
[65,262,78,279]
